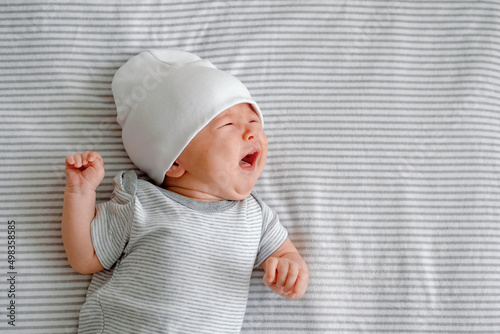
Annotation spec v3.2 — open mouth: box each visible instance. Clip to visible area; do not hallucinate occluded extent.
[240,150,259,168]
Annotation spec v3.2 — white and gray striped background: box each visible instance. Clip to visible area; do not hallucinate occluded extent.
[1,1,499,333]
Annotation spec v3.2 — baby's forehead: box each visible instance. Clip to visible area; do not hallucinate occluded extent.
[212,103,258,120]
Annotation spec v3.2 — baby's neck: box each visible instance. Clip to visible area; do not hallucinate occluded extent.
[162,185,226,202]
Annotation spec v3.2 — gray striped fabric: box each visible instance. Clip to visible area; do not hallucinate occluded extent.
[79,171,287,333]
[0,1,499,333]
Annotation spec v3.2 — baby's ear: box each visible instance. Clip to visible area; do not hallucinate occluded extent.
[165,161,185,178]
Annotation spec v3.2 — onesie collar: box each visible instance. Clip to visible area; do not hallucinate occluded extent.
[157,186,239,213]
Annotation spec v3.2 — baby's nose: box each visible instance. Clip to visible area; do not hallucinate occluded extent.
[243,126,256,141]
[245,129,256,141]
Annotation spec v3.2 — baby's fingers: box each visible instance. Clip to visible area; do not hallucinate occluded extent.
[66,153,84,168]
[87,151,104,167]
[65,154,76,166]
[275,260,290,288]
[80,151,100,165]
[290,270,309,299]
[78,151,92,166]
[66,152,102,169]
[283,264,300,293]
[264,257,279,284]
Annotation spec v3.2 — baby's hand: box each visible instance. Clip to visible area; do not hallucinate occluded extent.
[263,256,309,300]
[65,151,105,192]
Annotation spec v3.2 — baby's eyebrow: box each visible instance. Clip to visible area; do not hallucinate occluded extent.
[210,114,232,128]
[218,113,232,119]
[248,111,261,122]
[213,113,232,123]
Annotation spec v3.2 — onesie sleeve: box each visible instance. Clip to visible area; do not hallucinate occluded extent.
[91,170,137,269]
[252,193,288,268]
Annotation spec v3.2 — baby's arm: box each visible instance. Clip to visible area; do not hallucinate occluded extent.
[261,238,309,300]
[62,151,105,274]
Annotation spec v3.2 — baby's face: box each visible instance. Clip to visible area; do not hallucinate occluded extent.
[171,103,268,201]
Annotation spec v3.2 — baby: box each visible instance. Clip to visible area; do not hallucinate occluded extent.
[62,50,308,333]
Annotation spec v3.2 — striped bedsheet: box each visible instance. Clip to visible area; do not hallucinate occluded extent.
[1,1,499,333]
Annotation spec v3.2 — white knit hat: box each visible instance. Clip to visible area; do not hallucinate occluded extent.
[112,50,263,185]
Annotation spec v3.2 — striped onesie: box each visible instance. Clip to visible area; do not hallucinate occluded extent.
[78,171,288,333]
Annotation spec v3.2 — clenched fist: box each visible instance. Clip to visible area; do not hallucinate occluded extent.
[262,238,309,300]
[65,151,105,193]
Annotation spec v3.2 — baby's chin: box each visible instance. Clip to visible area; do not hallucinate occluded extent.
[222,182,257,201]
[223,187,254,201]
[226,193,251,201]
